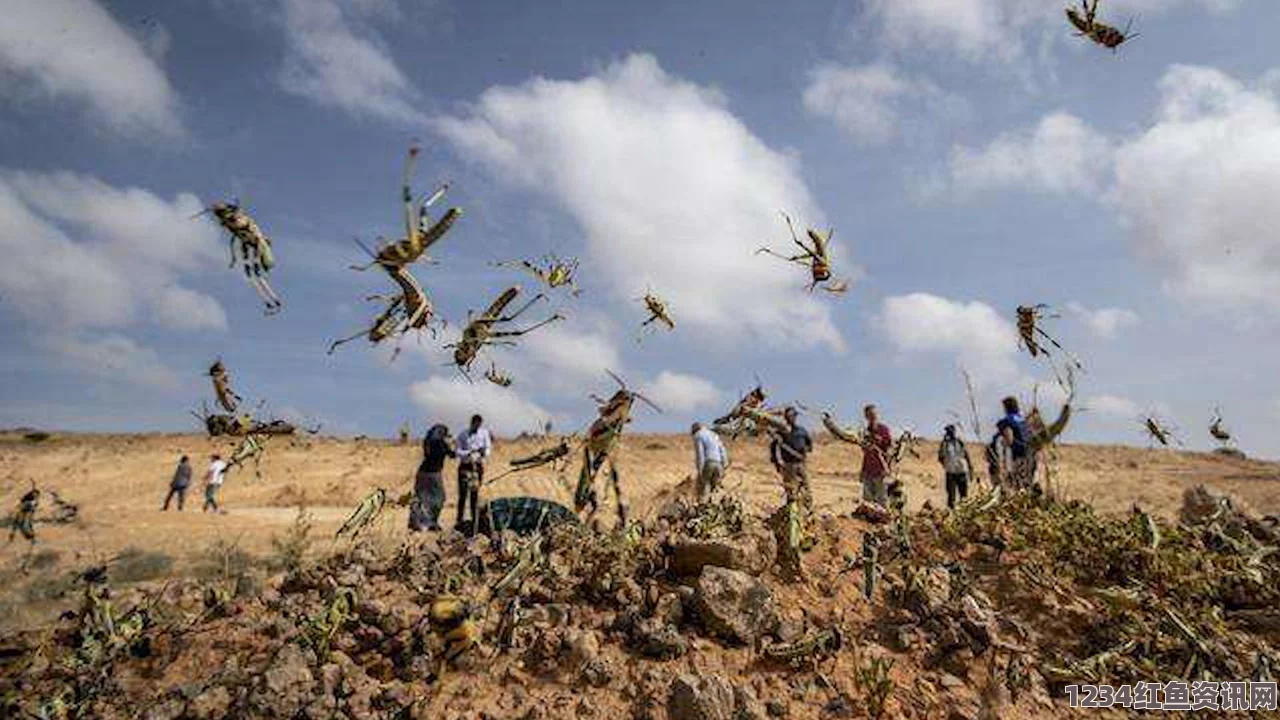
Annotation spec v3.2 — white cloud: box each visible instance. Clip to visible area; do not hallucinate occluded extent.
[640,371,724,414]
[1110,65,1280,313]
[1066,302,1139,338]
[278,0,424,125]
[802,62,965,145]
[0,170,226,331]
[861,0,1240,64]
[1085,394,1140,418]
[879,293,1020,386]
[409,376,553,437]
[948,112,1112,195]
[0,0,183,137]
[435,53,846,351]
[42,332,179,389]
[520,322,621,389]
[152,286,229,331]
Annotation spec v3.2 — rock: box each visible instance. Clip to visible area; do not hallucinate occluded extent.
[668,528,776,577]
[669,674,736,720]
[252,643,316,717]
[693,566,778,645]
[189,686,232,720]
[564,628,600,671]
[142,697,185,720]
[823,694,856,717]
[939,673,965,689]
[654,592,684,625]
[1181,485,1229,525]
[632,617,688,659]
[733,685,769,720]
[766,698,788,717]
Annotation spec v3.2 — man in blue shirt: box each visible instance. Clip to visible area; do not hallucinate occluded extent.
[691,422,728,502]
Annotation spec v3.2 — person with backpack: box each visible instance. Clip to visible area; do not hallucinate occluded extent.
[994,396,1032,489]
[937,425,974,509]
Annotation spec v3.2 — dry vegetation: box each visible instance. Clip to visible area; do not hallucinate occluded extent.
[1,430,1278,718]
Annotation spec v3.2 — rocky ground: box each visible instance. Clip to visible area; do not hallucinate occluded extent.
[2,471,1277,719]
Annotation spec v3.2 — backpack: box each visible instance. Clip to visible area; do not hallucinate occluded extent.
[940,438,967,474]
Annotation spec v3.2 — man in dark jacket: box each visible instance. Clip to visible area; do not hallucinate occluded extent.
[411,424,456,531]
[163,455,192,511]
[770,407,814,514]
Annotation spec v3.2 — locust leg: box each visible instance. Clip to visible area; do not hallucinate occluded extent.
[228,236,240,269]
[490,314,562,338]
[328,327,375,355]
[496,293,548,323]
[610,461,627,527]
[756,247,812,266]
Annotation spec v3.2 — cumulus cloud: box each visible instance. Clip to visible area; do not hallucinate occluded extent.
[1085,394,1140,418]
[0,170,226,331]
[640,371,724,414]
[1066,302,1139,338]
[435,54,846,351]
[520,322,622,391]
[802,62,965,145]
[409,376,553,437]
[0,0,184,137]
[42,332,179,389]
[277,0,424,124]
[861,0,1240,64]
[948,112,1112,195]
[1110,65,1280,313]
[879,293,1020,386]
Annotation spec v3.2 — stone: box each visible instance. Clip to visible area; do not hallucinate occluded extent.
[668,674,736,720]
[189,686,232,720]
[252,643,316,717]
[667,527,776,577]
[692,566,779,645]
[632,617,688,659]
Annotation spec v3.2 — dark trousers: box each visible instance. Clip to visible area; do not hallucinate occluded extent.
[945,472,969,509]
[163,486,188,511]
[456,462,482,528]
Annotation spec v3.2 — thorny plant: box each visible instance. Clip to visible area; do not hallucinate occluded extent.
[270,505,314,572]
[757,211,850,294]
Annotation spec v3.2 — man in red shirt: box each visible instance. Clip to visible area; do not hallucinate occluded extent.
[859,404,893,507]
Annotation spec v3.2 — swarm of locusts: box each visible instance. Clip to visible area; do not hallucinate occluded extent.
[1066,0,1138,51]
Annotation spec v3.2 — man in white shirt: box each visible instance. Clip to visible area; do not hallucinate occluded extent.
[691,422,728,502]
[203,454,228,514]
[455,414,493,529]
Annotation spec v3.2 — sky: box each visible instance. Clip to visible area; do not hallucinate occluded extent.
[1,0,1279,456]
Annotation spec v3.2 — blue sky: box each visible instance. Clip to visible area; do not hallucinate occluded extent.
[2,0,1278,456]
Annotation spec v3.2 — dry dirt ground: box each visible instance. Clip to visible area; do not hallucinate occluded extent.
[2,429,1277,628]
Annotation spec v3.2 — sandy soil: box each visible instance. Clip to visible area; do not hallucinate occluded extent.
[3,429,1276,577]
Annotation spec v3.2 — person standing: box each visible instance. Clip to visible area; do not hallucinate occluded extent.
[202,454,228,514]
[410,424,455,531]
[937,425,974,509]
[691,422,728,502]
[163,455,192,511]
[995,397,1031,488]
[859,404,894,507]
[455,414,492,529]
[770,407,814,514]
[994,425,1018,488]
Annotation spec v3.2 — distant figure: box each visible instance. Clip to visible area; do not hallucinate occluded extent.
[691,422,728,502]
[163,455,192,511]
[994,397,1032,488]
[994,425,1018,488]
[770,407,814,514]
[410,424,456,532]
[9,486,39,544]
[543,420,553,437]
[859,404,893,507]
[937,425,974,509]
[203,454,228,514]
[455,414,493,530]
